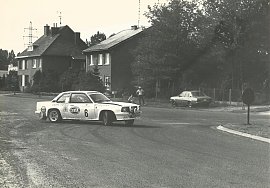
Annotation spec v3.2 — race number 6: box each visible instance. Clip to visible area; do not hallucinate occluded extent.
[84,109,88,117]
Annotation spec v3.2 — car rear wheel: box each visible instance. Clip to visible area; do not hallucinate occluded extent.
[102,111,113,126]
[48,109,62,122]
[171,100,177,107]
[125,119,134,126]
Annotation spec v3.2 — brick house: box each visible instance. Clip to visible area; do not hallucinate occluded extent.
[83,26,145,93]
[16,24,88,91]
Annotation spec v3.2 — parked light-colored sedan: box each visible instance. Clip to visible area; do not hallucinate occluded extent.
[170,90,212,107]
[35,91,141,126]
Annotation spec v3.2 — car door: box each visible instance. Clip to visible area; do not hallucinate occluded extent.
[178,92,186,106]
[67,93,95,120]
[54,92,71,118]
[183,92,191,106]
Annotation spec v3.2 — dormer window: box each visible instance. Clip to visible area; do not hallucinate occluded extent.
[27,45,34,51]
[27,44,38,51]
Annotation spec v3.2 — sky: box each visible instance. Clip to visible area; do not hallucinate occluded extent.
[1,0,168,54]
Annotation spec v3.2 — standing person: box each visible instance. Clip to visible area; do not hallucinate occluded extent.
[128,94,134,103]
[136,86,145,105]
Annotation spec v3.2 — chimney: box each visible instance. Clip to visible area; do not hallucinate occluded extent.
[74,32,80,45]
[51,23,59,36]
[44,24,50,36]
[131,25,138,30]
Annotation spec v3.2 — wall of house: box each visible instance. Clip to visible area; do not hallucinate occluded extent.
[110,37,140,92]
[42,56,71,73]
[17,56,79,91]
[86,52,112,89]
[17,58,43,91]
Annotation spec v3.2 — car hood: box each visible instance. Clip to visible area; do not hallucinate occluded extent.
[101,101,138,107]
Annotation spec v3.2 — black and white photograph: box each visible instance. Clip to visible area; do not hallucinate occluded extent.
[0,0,269,187]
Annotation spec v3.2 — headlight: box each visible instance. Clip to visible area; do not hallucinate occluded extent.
[121,107,130,112]
[41,106,46,112]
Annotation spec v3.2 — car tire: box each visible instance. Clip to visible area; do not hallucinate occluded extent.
[171,100,177,107]
[125,119,134,126]
[102,111,113,126]
[48,109,62,122]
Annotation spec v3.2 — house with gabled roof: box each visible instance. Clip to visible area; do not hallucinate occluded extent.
[16,24,88,91]
[83,26,145,93]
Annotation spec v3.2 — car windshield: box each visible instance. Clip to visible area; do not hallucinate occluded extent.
[88,93,111,103]
[191,91,207,97]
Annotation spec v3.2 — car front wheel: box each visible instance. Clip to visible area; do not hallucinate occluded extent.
[125,119,134,126]
[102,111,113,126]
[48,109,62,122]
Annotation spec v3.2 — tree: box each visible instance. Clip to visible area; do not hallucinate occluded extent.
[203,0,270,90]
[75,71,105,92]
[132,0,269,98]
[0,49,9,70]
[132,0,211,97]
[5,70,19,91]
[59,68,80,91]
[31,70,60,93]
[87,31,106,46]
[8,50,16,66]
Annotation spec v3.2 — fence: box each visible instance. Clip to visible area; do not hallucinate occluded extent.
[146,86,267,105]
[200,88,242,104]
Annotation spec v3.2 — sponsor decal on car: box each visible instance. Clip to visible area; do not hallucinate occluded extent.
[70,106,80,114]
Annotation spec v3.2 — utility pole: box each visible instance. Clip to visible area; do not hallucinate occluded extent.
[23,21,37,47]
[138,0,141,27]
[57,11,62,26]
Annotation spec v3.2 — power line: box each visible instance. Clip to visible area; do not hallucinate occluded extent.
[23,21,37,47]
[138,0,141,27]
[57,11,62,26]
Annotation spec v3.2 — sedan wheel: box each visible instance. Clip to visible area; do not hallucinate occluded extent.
[125,119,134,126]
[171,100,177,107]
[102,111,113,126]
[48,109,61,122]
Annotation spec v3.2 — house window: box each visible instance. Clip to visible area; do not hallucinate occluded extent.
[90,55,94,65]
[36,59,40,68]
[22,75,25,86]
[25,75,29,86]
[98,54,103,65]
[26,59,32,70]
[18,61,22,70]
[32,59,37,68]
[39,59,42,68]
[105,53,110,65]
[104,76,110,88]
[22,60,25,70]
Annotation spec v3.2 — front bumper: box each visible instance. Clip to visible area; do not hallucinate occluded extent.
[115,111,141,120]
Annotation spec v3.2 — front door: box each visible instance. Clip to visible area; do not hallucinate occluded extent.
[67,93,95,120]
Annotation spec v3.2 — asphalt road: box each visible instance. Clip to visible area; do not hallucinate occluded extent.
[0,94,269,188]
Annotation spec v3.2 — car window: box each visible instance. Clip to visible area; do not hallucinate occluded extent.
[179,92,185,97]
[70,93,92,103]
[56,93,70,103]
[89,93,111,103]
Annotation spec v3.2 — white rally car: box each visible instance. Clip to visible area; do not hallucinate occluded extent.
[35,91,141,126]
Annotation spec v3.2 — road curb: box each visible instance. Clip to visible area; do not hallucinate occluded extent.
[217,125,270,144]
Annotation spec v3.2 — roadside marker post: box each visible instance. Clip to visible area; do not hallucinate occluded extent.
[242,88,255,125]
